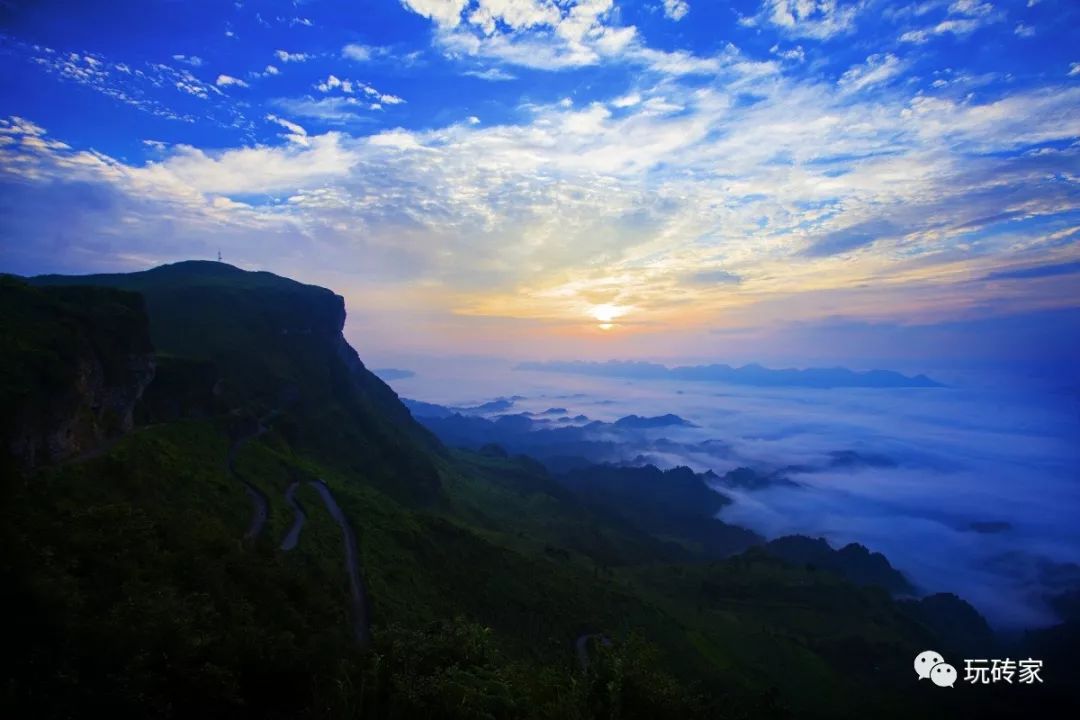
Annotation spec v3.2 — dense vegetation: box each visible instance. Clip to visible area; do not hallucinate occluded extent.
[2,262,1075,718]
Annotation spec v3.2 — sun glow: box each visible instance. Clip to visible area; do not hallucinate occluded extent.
[589,303,628,324]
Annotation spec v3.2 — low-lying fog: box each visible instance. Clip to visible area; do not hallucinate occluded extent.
[385,356,1080,630]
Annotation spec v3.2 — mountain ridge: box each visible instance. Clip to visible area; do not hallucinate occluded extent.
[517,359,944,388]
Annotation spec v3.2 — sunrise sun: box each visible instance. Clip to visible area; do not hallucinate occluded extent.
[588,303,628,325]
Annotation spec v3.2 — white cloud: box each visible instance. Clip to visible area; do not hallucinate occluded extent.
[948,0,993,16]
[464,67,517,80]
[316,74,354,93]
[343,44,370,62]
[271,96,377,123]
[467,0,560,33]
[1013,23,1035,38]
[662,0,690,21]
[401,0,469,29]
[611,92,641,108]
[467,115,481,124]
[172,54,203,67]
[13,41,252,124]
[341,44,417,69]
[147,135,358,195]
[900,0,1002,43]
[343,43,382,61]
[760,0,862,40]
[250,64,281,79]
[633,47,722,75]
[275,49,312,62]
[367,128,425,149]
[215,74,248,88]
[399,0,719,75]
[440,30,593,70]
[1070,63,1080,77]
[266,114,309,145]
[309,75,404,105]
[838,53,903,93]
[770,44,806,63]
[901,18,977,42]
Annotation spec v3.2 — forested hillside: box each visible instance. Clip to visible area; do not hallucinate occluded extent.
[2,262,1073,719]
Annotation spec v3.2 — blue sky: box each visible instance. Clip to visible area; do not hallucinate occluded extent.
[1,0,1078,371]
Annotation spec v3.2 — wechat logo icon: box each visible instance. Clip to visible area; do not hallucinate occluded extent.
[915,650,957,688]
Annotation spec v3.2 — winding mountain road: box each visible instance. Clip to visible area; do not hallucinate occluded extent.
[220,407,371,648]
[280,481,306,551]
[226,419,271,540]
[312,480,372,649]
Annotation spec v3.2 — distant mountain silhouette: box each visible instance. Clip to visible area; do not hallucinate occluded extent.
[898,592,996,657]
[462,397,520,413]
[401,395,526,418]
[401,401,705,472]
[557,463,761,558]
[613,413,697,429]
[711,467,799,490]
[516,360,943,388]
[763,535,914,594]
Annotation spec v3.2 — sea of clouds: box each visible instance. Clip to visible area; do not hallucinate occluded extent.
[386,356,1080,630]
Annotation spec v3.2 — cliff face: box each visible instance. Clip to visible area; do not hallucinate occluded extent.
[1,278,156,472]
[29,261,443,504]
[333,313,444,457]
[16,338,155,467]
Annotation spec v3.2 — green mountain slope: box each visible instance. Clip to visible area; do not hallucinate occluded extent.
[3,262,1073,719]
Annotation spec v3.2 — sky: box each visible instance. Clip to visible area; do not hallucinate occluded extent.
[1,0,1079,372]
